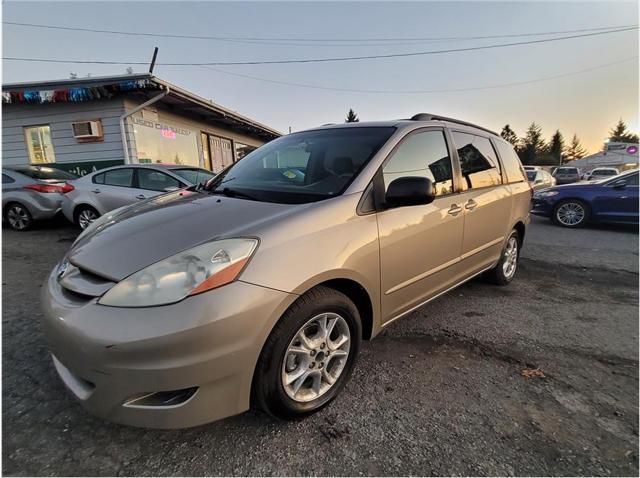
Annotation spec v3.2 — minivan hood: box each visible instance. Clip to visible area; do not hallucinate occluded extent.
[68,190,302,281]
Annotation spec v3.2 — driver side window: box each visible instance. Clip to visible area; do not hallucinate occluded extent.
[382,130,453,196]
[619,172,639,186]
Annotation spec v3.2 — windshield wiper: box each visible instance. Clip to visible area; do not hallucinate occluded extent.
[212,187,259,201]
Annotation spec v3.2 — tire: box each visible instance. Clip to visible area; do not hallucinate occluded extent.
[485,229,520,286]
[552,199,589,228]
[4,203,33,231]
[74,205,100,230]
[253,286,362,420]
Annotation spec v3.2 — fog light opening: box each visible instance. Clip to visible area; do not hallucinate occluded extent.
[123,387,198,408]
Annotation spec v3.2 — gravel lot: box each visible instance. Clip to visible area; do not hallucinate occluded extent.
[2,215,638,476]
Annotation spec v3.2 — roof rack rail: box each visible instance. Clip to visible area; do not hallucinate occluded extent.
[410,113,498,137]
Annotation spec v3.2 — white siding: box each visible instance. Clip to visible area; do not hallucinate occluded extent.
[2,99,126,166]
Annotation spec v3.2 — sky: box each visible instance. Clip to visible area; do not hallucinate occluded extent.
[2,1,639,153]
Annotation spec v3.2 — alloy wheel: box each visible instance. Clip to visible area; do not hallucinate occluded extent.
[556,202,585,226]
[281,312,351,403]
[502,236,518,279]
[78,209,98,229]
[7,205,30,230]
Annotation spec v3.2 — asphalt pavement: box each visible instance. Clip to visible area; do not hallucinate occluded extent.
[2,216,638,476]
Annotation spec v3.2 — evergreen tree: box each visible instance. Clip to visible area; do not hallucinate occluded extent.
[345,108,359,123]
[608,119,639,143]
[500,124,519,146]
[564,134,588,161]
[547,130,565,165]
[518,122,546,165]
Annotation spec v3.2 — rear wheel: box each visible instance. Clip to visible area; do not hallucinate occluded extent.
[553,199,589,228]
[253,286,361,420]
[4,203,33,231]
[75,205,100,230]
[486,229,520,285]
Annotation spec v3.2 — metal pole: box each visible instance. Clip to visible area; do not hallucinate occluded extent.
[149,47,159,74]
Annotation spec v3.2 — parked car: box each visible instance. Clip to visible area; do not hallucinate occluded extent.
[526,169,556,190]
[41,114,531,428]
[583,167,619,181]
[61,164,216,229]
[531,170,639,227]
[552,166,581,185]
[2,165,77,231]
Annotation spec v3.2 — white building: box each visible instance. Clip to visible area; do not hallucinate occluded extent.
[570,141,639,172]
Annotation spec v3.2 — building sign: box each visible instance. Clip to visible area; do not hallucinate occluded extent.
[132,116,191,137]
[49,159,124,176]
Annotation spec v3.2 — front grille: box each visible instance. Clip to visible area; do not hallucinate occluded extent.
[58,262,116,298]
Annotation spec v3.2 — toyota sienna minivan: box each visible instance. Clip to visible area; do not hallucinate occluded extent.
[41,114,531,428]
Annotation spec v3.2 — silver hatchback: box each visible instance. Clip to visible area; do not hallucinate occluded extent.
[2,165,77,230]
[61,164,216,228]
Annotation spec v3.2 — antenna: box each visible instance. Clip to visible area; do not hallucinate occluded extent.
[149,47,159,74]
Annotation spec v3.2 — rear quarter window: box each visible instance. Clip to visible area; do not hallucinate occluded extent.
[493,140,526,184]
[9,166,77,181]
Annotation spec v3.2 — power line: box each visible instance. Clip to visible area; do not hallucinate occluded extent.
[198,57,638,94]
[3,26,637,66]
[3,20,638,46]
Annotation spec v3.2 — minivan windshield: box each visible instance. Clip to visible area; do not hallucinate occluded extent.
[203,127,396,204]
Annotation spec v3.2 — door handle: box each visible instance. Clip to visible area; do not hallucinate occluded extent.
[447,204,462,216]
[465,199,478,210]
[91,189,101,194]
[135,194,146,200]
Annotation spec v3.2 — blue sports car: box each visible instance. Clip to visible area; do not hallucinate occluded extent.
[531,170,638,227]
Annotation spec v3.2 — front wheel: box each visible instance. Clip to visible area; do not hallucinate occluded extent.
[486,230,520,285]
[253,286,362,420]
[553,199,589,228]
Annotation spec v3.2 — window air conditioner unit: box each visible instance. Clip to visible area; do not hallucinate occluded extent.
[72,120,103,139]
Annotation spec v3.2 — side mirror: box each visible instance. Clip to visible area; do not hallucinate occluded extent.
[385,176,435,208]
[612,181,626,190]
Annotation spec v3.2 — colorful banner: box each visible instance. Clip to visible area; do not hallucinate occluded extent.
[2,79,155,105]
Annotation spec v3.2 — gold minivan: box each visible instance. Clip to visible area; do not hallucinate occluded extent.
[41,113,531,428]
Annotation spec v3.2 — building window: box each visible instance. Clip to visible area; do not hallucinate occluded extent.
[132,115,199,167]
[234,142,258,161]
[24,125,56,163]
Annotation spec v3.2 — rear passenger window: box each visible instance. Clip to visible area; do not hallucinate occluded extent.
[382,130,453,197]
[137,169,181,192]
[452,132,502,189]
[495,140,527,184]
[101,169,133,187]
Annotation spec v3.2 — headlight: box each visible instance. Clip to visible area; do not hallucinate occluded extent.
[534,191,559,198]
[99,238,258,307]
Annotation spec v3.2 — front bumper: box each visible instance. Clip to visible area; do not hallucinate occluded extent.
[530,196,556,217]
[40,268,296,428]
